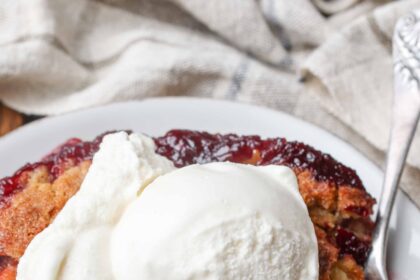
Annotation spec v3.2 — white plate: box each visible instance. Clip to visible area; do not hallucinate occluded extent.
[0,98,418,279]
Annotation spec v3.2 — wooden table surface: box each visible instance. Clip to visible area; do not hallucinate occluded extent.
[0,103,24,137]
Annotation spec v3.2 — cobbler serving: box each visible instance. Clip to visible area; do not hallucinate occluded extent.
[0,130,375,280]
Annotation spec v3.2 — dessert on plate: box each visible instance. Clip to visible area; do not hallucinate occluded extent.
[0,130,375,280]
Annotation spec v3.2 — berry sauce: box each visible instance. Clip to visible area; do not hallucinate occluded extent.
[1,129,365,204]
[154,130,364,189]
[335,227,371,265]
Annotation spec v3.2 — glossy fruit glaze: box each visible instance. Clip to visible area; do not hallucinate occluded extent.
[154,130,364,189]
[335,227,371,265]
[0,129,371,265]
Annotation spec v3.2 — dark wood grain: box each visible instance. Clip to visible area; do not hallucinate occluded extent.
[0,103,23,136]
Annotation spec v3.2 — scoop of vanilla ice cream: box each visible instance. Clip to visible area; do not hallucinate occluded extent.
[111,162,318,280]
[17,132,318,280]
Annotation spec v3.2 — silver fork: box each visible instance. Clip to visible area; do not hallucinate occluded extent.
[365,12,420,280]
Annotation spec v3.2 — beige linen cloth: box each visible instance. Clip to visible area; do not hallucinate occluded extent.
[0,0,420,206]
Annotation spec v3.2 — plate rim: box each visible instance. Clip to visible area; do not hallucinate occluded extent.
[0,96,389,206]
[0,96,390,174]
[0,96,385,189]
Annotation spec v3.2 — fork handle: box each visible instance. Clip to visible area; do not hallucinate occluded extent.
[366,12,420,280]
